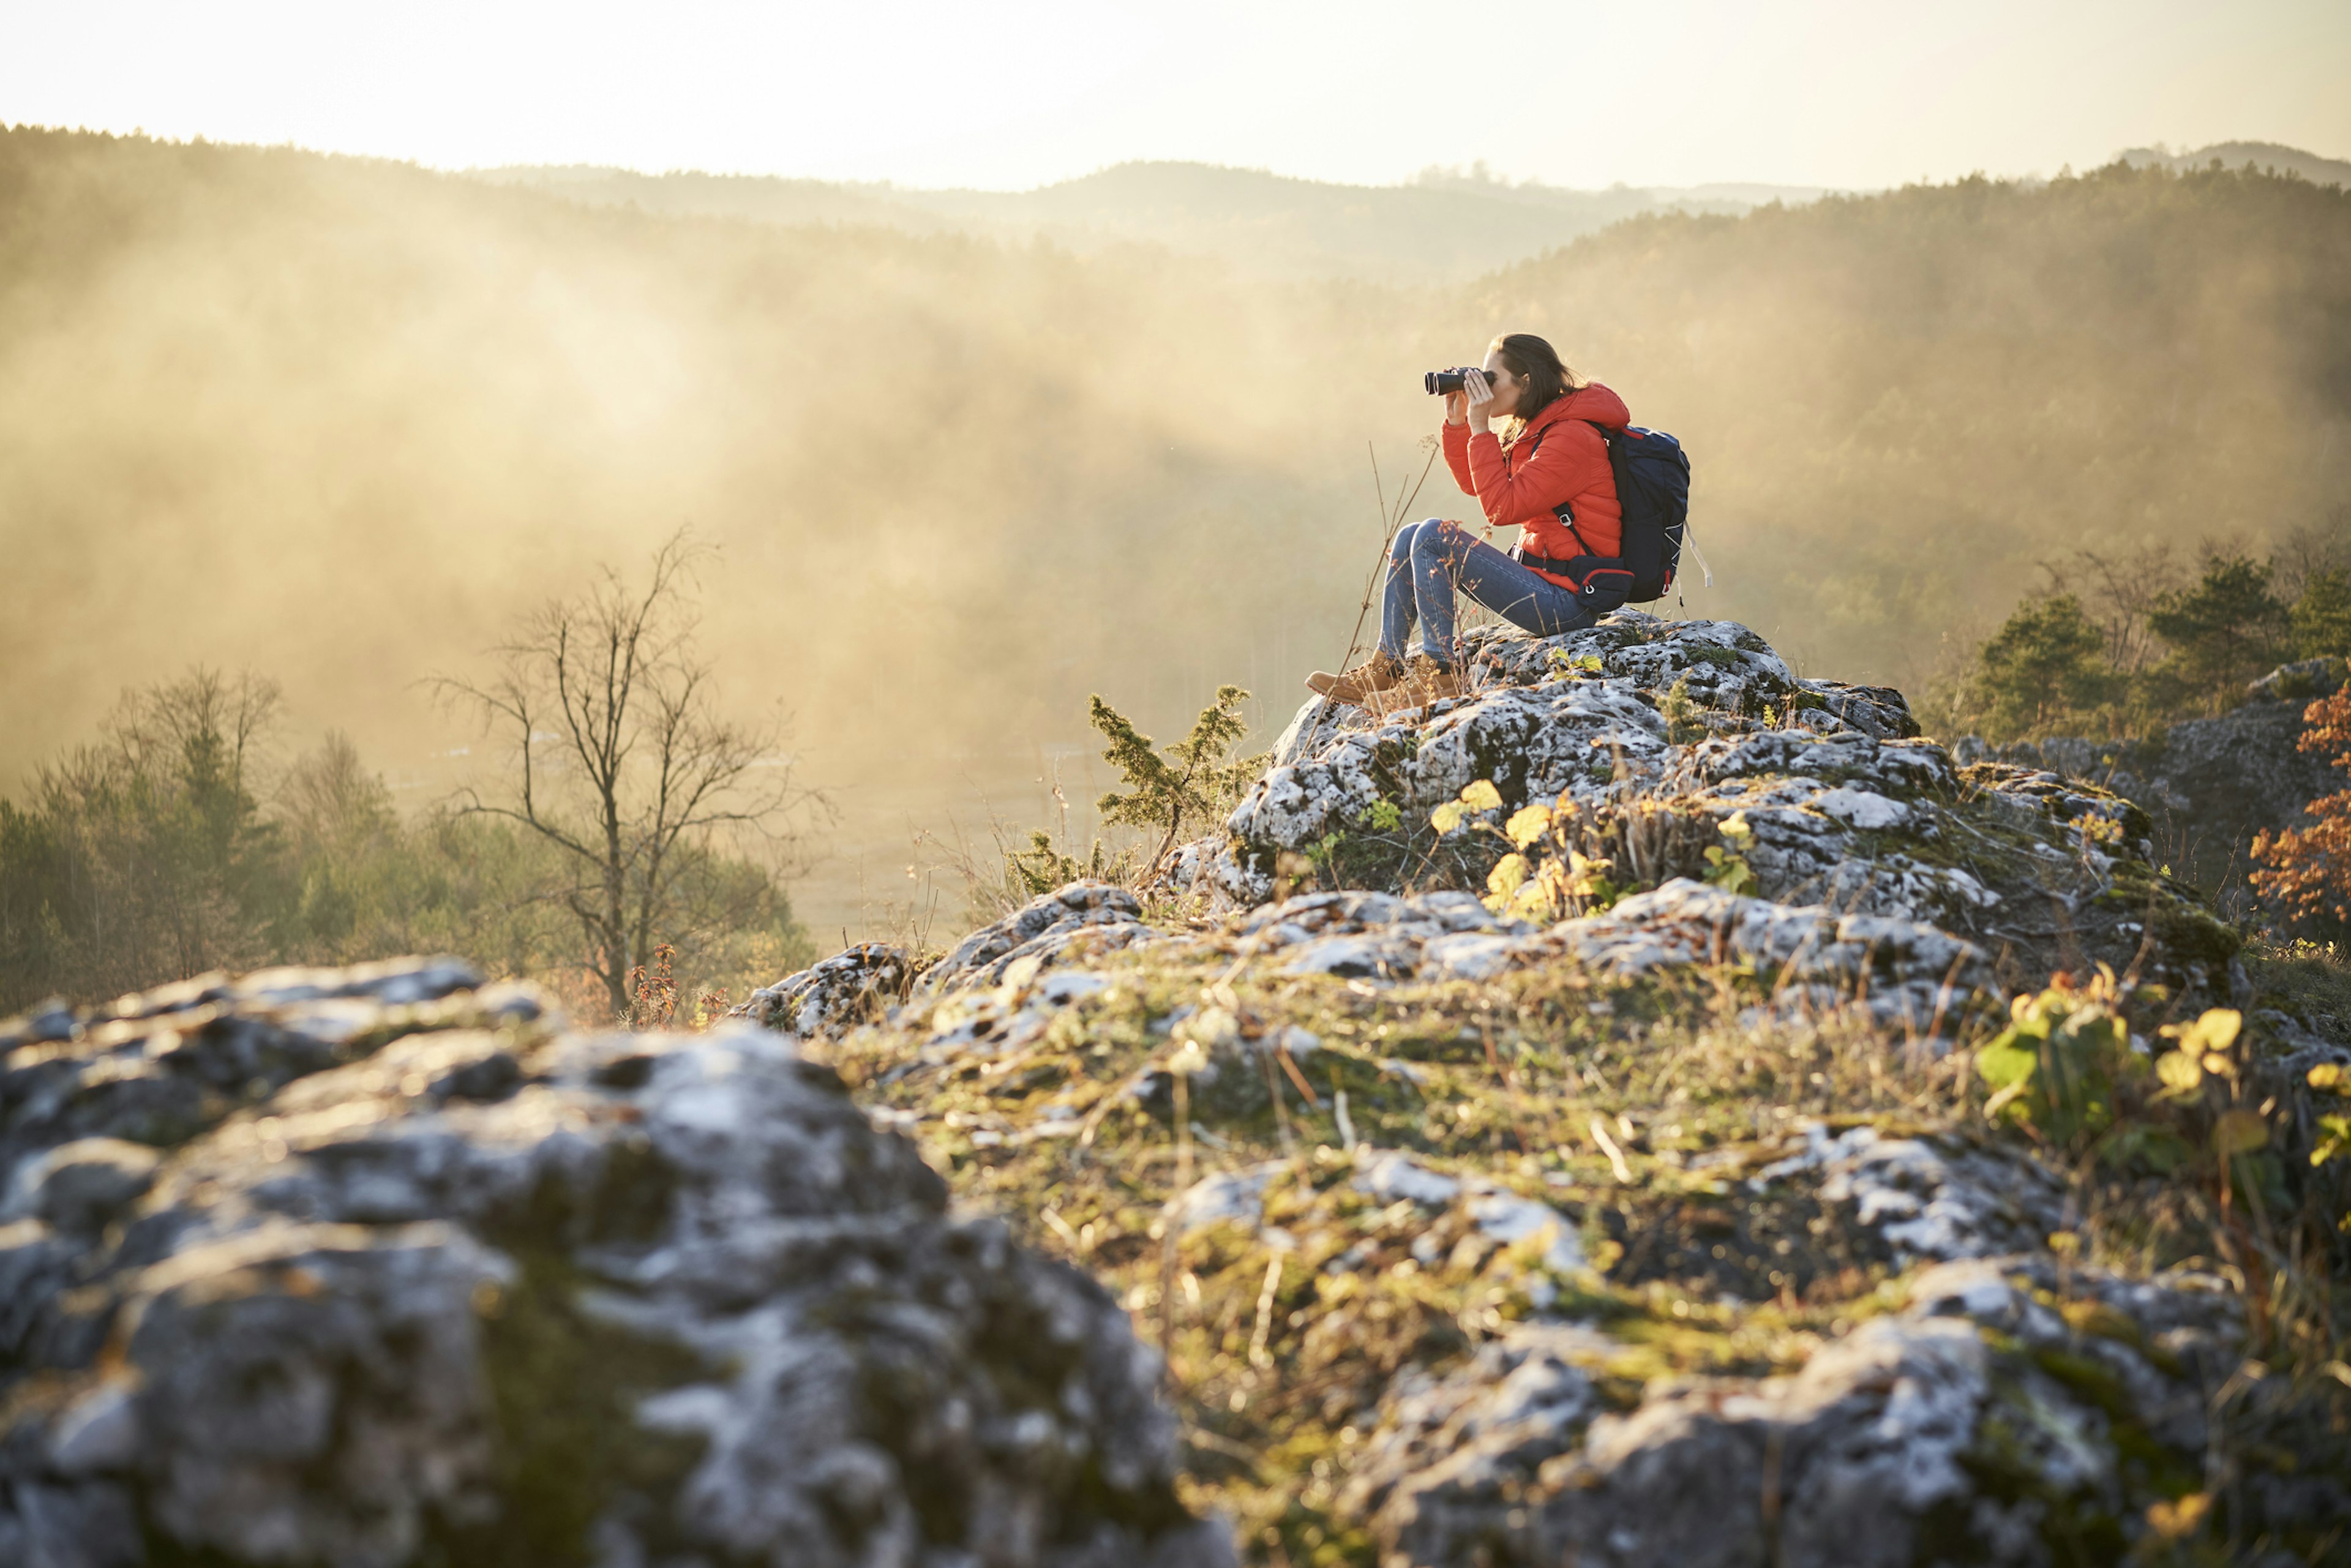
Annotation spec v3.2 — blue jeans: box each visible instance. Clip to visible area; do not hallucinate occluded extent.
[1378,519,1598,671]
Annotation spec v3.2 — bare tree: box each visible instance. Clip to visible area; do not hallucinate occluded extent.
[2039,545,2188,677]
[431,533,822,1018]
[2268,503,2351,605]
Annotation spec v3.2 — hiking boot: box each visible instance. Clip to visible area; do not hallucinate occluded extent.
[1384,655,1463,711]
[1307,650,1403,707]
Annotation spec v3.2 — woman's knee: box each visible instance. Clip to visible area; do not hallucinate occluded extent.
[1413,517,1474,565]
[1390,518,1436,563]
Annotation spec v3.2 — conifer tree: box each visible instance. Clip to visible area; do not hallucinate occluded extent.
[1089,685,1258,869]
[2291,568,2351,662]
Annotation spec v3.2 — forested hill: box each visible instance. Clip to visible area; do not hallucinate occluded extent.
[1445,166,2351,675]
[3,125,2349,930]
[2123,139,2351,186]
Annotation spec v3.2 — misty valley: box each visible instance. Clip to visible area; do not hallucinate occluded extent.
[4,124,2351,1568]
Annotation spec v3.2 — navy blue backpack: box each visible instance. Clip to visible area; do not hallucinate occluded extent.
[1517,422,1694,609]
[1593,423,1692,602]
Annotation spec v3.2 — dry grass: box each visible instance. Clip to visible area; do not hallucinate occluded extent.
[808,912,2351,1563]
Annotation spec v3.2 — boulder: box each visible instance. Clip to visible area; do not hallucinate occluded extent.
[0,960,1226,1568]
[731,940,912,1040]
[1346,1249,2252,1568]
[920,883,1161,996]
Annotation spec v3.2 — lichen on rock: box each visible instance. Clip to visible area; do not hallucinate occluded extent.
[1195,616,2237,999]
[0,960,1229,1568]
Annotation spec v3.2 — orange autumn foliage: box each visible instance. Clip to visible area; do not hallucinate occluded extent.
[2251,681,2351,923]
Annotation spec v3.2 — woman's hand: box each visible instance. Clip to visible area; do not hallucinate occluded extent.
[1443,387,1469,427]
[1464,368,1496,434]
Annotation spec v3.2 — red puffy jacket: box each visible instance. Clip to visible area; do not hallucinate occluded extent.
[1441,383,1630,589]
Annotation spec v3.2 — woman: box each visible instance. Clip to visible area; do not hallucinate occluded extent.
[1310,333,1630,707]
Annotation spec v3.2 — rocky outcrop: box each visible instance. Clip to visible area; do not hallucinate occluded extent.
[1958,656,2350,917]
[788,612,2350,1565]
[1349,1253,2249,1568]
[1323,1125,2274,1567]
[0,961,1226,1568]
[1202,613,2237,997]
[17,613,2336,1568]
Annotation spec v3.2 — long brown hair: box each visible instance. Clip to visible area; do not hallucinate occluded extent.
[1490,332,1583,444]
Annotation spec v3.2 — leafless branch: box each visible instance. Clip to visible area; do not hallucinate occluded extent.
[424,528,825,1018]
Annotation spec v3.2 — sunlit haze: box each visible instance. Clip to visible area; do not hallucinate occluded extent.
[7,0,2347,190]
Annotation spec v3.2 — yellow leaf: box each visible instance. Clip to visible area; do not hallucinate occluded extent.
[1460,779,1504,812]
[1505,803,1553,848]
[2145,1492,2210,1540]
[2202,1053,2233,1078]
[2163,1007,2243,1057]
[1487,853,1530,898]
[2195,1008,2243,1052]
[1430,801,1465,835]
[2308,1063,2345,1092]
[2214,1108,2269,1157]
[1509,876,1557,923]
[1719,809,1752,841]
[2155,1051,2203,1093]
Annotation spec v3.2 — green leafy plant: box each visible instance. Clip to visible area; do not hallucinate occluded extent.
[1700,811,1758,896]
[1976,971,2153,1150]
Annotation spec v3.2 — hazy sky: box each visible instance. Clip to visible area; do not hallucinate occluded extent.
[6,0,2347,190]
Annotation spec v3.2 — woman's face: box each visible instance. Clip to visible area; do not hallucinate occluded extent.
[1480,350,1524,418]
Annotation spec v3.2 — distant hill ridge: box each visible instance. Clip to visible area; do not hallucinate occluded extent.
[2121,140,2351,187]
[466,159,1837,284]
[471,144,2345,283]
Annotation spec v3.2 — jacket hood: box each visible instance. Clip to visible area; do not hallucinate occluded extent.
[1523,381,1629,435]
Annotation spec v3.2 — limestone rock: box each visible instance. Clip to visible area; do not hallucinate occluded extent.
[1752,1121,2068,1262]
[1352,1253,2251,1568]
[0,961,1224,1568]
[732,940,910,1040]
[1462,613,1796,713]
[1547,879,1988,1032]
[1207,615,2235,994]
[920,882,1160,996]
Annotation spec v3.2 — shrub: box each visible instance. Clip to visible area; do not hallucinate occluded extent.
[1090,685,1262,872]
